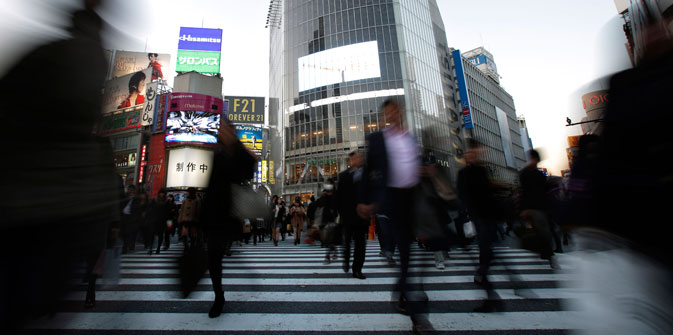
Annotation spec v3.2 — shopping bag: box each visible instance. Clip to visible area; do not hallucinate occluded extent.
[463,221,477,239]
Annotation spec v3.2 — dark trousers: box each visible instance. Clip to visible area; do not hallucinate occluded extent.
[474,217,497,278]
[343,223,367,273]
[377,215,395,255]
[383,188,423,310]
[121,214,137,252]
[207,230,228,295]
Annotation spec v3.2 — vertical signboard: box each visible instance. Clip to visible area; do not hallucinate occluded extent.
[495,106,516,169]
[146,134,166,198]
[262,160,268,183]
[268,160,275,184]
[138,144,148,184]
[257,161,263,183]
[452,50,474,129]
[142,82,159,126]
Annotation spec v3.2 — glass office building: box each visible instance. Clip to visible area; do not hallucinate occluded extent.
[268,0,459,200]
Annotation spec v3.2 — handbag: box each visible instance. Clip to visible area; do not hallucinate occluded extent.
[178,239,208,298]
[413,180,457,250]
[230,184,271,220]
[463,221,476,238]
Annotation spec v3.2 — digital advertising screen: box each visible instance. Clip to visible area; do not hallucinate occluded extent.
[298,40,381,91]
[165,111,221,144]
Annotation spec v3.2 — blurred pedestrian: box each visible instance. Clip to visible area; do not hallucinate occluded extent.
[315,179,339,264]
[178,187,200,250]
[457,139,503,313]
[201,120,256,318]
[357,99,433,334]
[518,149,557,267]
[147,188,171,254]
[121,185,142,254]
[0,0,118,330]
[288,197,306,245]
[271,197,286,246]
[338,151,368,279]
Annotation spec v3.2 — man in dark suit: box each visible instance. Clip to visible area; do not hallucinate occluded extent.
[358,99,433,334]
[338,151,368,279]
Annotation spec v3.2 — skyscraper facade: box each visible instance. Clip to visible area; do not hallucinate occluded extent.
[268,0,458,199]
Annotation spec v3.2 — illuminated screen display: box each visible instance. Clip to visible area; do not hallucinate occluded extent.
[298,41,381,91]
[165,111,220,144]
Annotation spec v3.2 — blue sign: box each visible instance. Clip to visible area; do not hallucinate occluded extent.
[452,50,474,129]
[178,27,223,52]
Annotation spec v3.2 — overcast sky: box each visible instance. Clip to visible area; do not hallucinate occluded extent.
[1,0,631,174]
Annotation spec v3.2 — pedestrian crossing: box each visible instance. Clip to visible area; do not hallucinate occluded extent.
[26,238,585,334]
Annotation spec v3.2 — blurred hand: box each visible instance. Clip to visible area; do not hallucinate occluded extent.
[357,204,375,219]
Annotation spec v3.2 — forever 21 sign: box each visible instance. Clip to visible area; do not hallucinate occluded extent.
[225,96,264,124]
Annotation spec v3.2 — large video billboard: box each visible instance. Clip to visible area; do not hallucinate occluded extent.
[225,96,264,124]
[102,68,153,114]
[235,125,263,158]
[165,111,221,144]
[112,51,171,80]
[298,41,381,91]
[166,147,214,188]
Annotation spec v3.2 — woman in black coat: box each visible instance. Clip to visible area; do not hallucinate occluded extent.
[201,121,256,318]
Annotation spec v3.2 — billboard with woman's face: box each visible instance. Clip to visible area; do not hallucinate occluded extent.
[112,51,171,80]
[102,68,152,114]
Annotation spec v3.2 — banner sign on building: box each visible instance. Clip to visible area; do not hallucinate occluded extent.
[178,27,223,52]
[153,93,169,132]
[257,161,263,183]
[268,160,275,184]
[113,151,137,168]
[177,27,222,74]
[137,144,148,184]
[235,125,263,158]
[99,109,141,134]
[141,82,159,126]
[225,96,264,124]
[176,50,221,74]
[146,134,166,198]
[112,51,171,80]
[102,68,153,114]
[262,160,268,183]
[169,92,224,112]
[166,147,214,188]
[452,50,474,129]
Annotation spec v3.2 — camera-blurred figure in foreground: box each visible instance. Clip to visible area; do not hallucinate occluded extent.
[0,0,119,331]
[568,15,673,335]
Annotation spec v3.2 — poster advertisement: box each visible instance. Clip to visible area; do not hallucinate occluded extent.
[112,51,171,80]
[166,147,214,188]
[102,68,153,114]
[235,125,263,158]
[269,160,275,184]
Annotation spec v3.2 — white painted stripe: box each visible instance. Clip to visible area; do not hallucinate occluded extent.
[63,288,581,302]
[119,264,554,275]
[119,258,547,267]
[27,311,586,331]
[115,274,573,286]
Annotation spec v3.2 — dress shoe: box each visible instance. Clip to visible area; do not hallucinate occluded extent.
[84,290,95,309]
[352,272,366,280]
[395,298,410,315]
[473,299,503,313]
[412,316,436,335]
[208,292,225,318]
[342,262,350,273]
